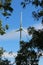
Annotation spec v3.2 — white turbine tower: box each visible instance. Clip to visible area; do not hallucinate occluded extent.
[15,12,22,41]
[16,12,29,41]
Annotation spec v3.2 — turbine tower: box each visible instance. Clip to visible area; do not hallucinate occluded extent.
[16,12,23,41]
[20,12,22,41]
[16,12,29,41]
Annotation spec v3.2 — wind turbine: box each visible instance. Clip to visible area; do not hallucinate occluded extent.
[16,12,29,41]
[2,12,43,65]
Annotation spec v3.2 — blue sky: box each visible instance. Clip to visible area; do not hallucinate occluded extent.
[0,0,43,65]
[0,0,36,52]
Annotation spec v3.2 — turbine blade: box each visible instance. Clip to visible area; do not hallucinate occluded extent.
[15,28,23,32]
[15,29,20,32]
[22,28,29,39]
[22,28,28,34]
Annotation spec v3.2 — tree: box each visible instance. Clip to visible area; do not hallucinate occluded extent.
[0,47,5,57]
[0,59,12,65]
[21,0,43,24]
[15,0,43,65]
[0,0,13,64]
[27,27,43,50]
[15,41,40,65]
[0,20,9,35]
[21,0,43,53]
[0,0,13,17]
[0,0,13,35]
[0,47,12,65]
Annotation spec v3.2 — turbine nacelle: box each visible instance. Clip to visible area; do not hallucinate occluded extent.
[15,27,23,32]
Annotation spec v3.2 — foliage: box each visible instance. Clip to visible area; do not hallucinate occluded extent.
[15,41,39,65]
[0,47,12,65]
[27,27,43,50]
[0,47,5,57]
[21,0,43,23]
[0,59,12,65]
[0,20,9,35]
[0,0,13,17]
[0,0,13,64]
[21,0,43,51]
[0,0,13,35]
[15,0,43,65]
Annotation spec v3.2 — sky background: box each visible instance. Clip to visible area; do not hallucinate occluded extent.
[0,0,43,65]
